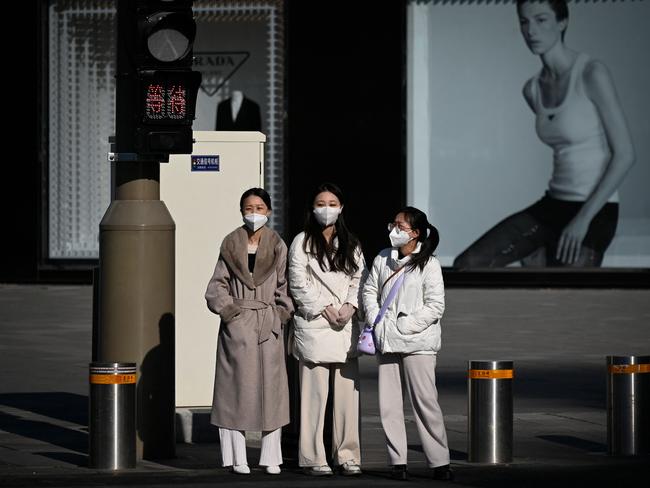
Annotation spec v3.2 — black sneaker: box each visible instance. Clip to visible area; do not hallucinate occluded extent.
[432,464,454,481]
[391,464,408,481]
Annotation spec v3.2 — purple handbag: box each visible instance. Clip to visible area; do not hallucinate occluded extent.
[357,270,405,355]
[357,324,377,355]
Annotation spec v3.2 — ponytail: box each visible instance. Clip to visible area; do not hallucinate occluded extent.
[398,206,439,272]
[426,223,440,253]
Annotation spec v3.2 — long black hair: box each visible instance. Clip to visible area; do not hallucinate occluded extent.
[303,183,360,275]
[398,206,440,272]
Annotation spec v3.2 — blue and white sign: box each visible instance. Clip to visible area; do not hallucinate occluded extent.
[191,155,220,172]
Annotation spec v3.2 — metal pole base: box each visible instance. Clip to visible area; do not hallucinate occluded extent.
[468,360,514,464]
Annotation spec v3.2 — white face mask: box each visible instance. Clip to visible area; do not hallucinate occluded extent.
[313,206,341,227]
[389,227,413,248]
[243,213,268,231]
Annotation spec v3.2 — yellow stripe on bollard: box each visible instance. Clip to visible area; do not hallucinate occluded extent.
[468,369,514,380]
[90,374,137,385]
[608,364,650,375]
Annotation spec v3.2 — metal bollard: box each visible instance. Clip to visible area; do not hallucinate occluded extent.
[89,362,137,469]
[467,360,514,463]
[607,355,650,456]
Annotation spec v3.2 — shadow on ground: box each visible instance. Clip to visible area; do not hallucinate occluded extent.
[0,392,88,465]
[433,365,606,410]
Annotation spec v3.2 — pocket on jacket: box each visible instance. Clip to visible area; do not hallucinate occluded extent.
[294,313,330,330]
[225,310,245,325]
[396,314,418,335]
[291,319,350,363]
[220,311,251,346]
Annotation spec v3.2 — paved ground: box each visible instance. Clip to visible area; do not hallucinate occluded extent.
[0,285,649,487]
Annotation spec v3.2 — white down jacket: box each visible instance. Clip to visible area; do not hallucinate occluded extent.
[288,232,366,363]
[362,245,445,355]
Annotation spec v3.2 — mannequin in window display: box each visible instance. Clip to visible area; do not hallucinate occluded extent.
[454,0,635,268]
[216,90,262,131]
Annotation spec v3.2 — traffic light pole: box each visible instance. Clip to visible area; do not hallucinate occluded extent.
[97,157,176,460]
[98,159,176,461]
[95,0,200,461]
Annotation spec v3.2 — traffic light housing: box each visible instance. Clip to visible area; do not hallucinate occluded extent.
[116,0,202,159]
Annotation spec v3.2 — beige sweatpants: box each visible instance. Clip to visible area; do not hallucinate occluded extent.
[378,353,450,468]
[298,358,361,467]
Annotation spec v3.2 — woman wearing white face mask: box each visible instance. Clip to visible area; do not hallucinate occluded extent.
[205,188,294,475]
[362,207,452,482]
[288,183,367,476]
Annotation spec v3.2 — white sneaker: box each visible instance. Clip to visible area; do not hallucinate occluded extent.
[265,465,281,475]
[341,461,362,476]
[303,465,333,476]
[232,464,250,475]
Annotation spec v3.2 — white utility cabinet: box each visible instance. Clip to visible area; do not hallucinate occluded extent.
[160,131,265,408]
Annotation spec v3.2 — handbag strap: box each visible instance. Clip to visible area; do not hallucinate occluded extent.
[373,268,406,326]
[381,265,404,292]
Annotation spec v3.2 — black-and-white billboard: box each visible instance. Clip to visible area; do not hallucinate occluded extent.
[407,0,649,270]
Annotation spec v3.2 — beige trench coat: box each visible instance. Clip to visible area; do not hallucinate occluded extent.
[205,226,293,431]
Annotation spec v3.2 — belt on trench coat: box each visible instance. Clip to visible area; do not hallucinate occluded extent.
[232,298,281,344]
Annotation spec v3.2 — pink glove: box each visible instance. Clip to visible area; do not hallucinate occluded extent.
[321,305,340,326]
[337,303,356,326]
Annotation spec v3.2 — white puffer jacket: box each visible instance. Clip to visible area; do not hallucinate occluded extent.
[288,232,366,363]
[362,245,445,355]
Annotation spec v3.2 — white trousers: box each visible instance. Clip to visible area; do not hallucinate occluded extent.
[378,353,450,468]
[218,428,283,467]
[298,359,361,467]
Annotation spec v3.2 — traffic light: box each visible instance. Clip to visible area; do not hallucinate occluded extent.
[116,0,202,159]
